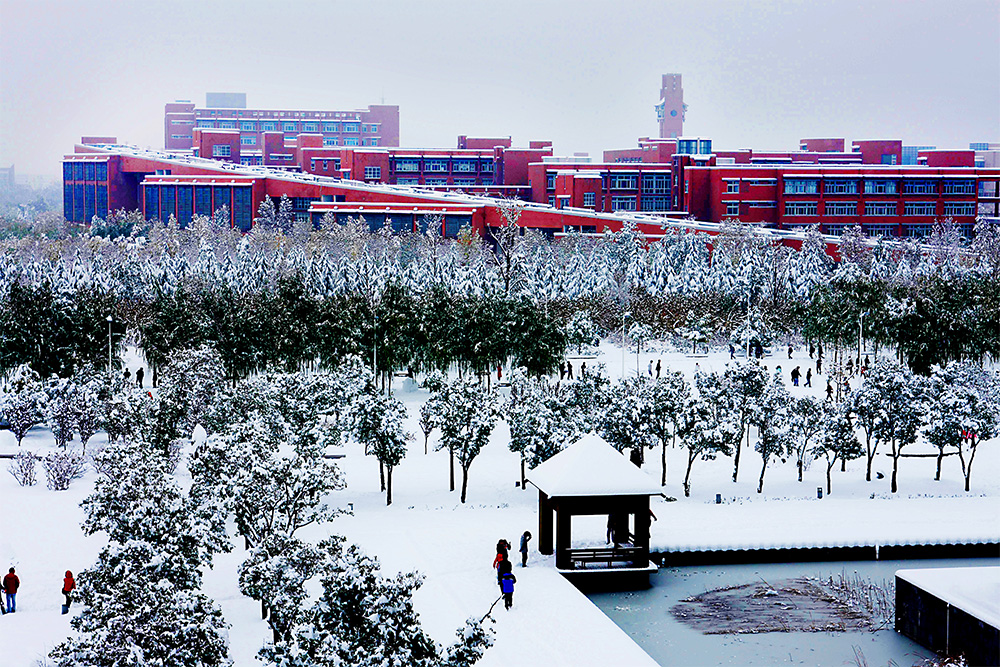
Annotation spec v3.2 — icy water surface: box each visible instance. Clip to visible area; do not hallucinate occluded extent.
[586,557,998,667]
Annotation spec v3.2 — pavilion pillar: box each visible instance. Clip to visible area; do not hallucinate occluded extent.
[634,496,651,566]
[555,506,572,570]
[538,491,553,556]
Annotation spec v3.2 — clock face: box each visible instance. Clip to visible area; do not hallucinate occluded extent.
[670,109,678,117]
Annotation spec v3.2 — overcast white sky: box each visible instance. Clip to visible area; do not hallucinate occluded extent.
[1,0,998,177]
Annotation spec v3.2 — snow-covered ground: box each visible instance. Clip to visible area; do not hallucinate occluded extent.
[3,342,998,666]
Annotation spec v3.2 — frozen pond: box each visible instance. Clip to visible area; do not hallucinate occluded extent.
[586,557,999,667]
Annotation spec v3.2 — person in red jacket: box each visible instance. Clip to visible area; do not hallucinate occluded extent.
[3,567,19,613]
[62,571,76,613]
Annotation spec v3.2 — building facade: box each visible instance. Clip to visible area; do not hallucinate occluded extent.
[655,74,685,139]
[164,94,400,155]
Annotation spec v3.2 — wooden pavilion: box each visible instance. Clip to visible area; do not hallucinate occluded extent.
[526,435,663,580]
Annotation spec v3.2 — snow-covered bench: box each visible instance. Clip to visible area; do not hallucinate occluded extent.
[566,546,645,569]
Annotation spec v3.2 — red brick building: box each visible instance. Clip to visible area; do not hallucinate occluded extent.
[164,94,400,157]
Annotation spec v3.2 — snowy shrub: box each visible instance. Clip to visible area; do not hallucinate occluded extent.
[7,449,38,486]
[43,449,88,490]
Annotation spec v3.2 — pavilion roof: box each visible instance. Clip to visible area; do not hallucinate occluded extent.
[526,434,663,498]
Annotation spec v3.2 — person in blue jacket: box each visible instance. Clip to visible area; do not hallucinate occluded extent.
[500,571,517,610]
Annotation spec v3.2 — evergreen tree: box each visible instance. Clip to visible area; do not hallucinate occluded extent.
[865,359,927,493]
[684,373,740,497]
[435,377,500,503]
[352,388,411,505]
[810,404,863,495]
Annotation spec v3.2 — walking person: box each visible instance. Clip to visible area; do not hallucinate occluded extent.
[647,360,653,377]
[566,361,573,380]
[805,368,812,387]
[494,538,511,566]
[790,366,800,387]
[846,358,854,377]
[787,344,793,359]
[655,359,661,378]
[62,570,75,614]
[496,555,513,591]
[123,367,131,384]
[3,567,19,613]
[816,357,823,374]
[519,531,531,567]
[580,361,587,376]
[826,381,834,401]
[729,344,736,360]
[135,367,144,388]
[500,570,517,610]
[559,362,565,380]
[809,343,815,359]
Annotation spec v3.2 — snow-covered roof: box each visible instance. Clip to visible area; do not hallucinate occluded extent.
[896,567,1000,627]
[527,434,664,498]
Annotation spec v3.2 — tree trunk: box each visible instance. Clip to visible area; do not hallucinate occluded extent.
[460,466,469,504]
[732,425,745,483]
[935,447,944,481]
[963,443,977,492]
[865,436,876,482]
[797,455,803,482]
[386,466,393,506]
[890,444,899,493]
[757,457,767,493]
[379,460,385,492]
[683,450,696,497]
[661,440,668,486]
[521,457,526,490]
[261,600,268,620]
[424,432,429,455]
[449,447,455,492]
[826,459,834,495]
[841,456,846,472]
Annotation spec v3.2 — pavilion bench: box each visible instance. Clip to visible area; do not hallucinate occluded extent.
[566,546,645,569]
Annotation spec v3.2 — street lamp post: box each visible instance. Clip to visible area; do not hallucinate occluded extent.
[621,312,631,379]
[857,311,867,367]
[106,315,113,381]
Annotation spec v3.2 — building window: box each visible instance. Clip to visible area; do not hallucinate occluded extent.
[640,195,670,211]
[96,162,108,181]
[395,160,419,172]
[364,166,382,180]
[85,162,96,181]
[425,178,447,186]
[583,192,596,207]
[864,180,897,194]
[724,201,740,216]
[904,202,937,216]
[548,196,556,207]
[219,121,236,129]
[212,144,231,157]
[368,138,378,146]
[324,123,338,132]
[454,160,476,173]
[824,180,858,194]
[546,174,556,190]
[283,122,297,133]
[240,136,257,145]
[864,202,896,216]
[942,180,975,195]
[397,178,419,186]
[744,178,777,186]
[785,201,818,216]
[240,122,255,131]
[825,202,857,216]
[262,122,277,132]
[610,174,638,190]
[784,179,819,194]
[943,202,976,216]
[641,174,670,193]
[611,196,636,211]
[304,123,317,132]
[425,160,448,172]
[903,225,932,238]
[343,123,359,133]
[725,180,740,194]
[323,137,338,147]
[865,224,895,237]
[454,179,476,187]
[903,180,937,194]
[197,120,214,129]
[480,160,494,173]
[749,200,777,208]
[344,138,359,146]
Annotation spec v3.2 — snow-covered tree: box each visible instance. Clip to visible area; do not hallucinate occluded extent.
[810,404,863,495]
[73,378,102,452]
[1,363,46,446]
[926,361,1000,491]
[352,388,411,505]
[506,370,583,485]
[787,395,829,483]
[723,361,768,483]
[43,448,87,490]
[45,378,79,448]
[563,310,598,355]
[647,371,690,486]
[435,377,500,503]
[684,373,740,497]
[864,359,927,493]
[263,540,493,667]
[753,376,792,494]
[597,375,657,463]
